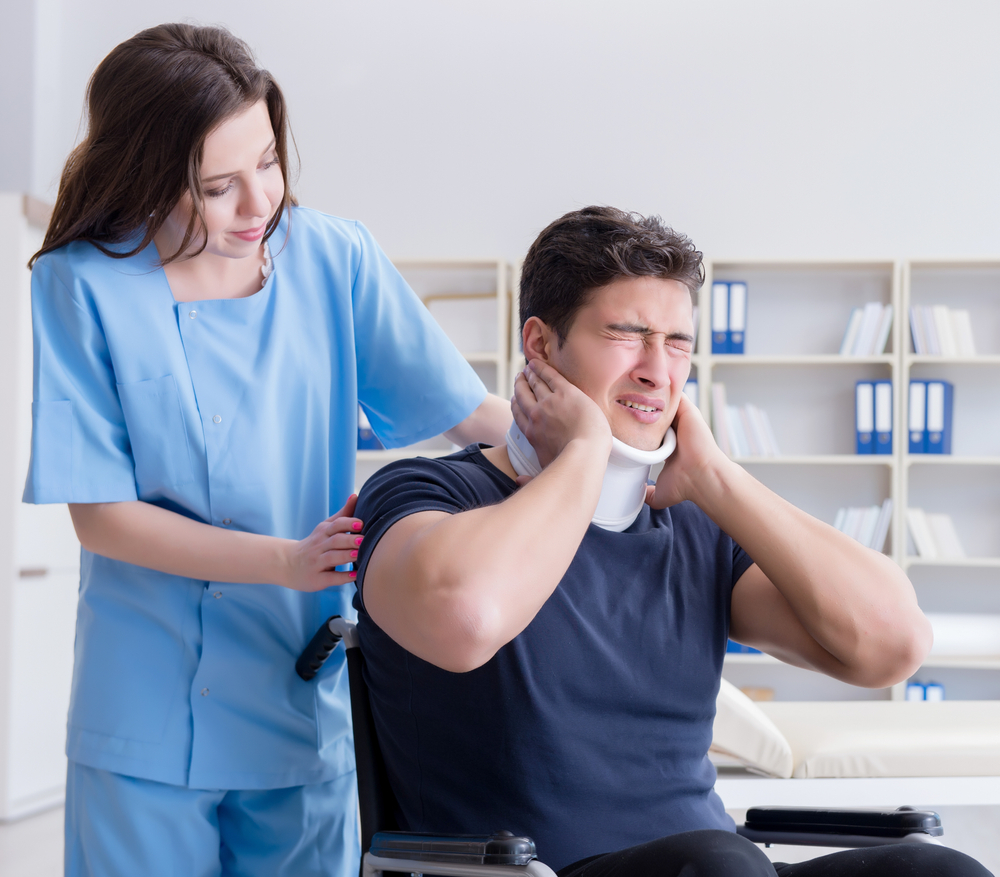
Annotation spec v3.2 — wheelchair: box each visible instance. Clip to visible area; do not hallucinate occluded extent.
[297,616,944,877]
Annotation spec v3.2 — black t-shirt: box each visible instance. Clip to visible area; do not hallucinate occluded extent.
[353,444,753,872]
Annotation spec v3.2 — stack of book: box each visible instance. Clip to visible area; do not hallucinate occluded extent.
[711,281,747,354]
[832,498,892,553]
[683,379,698,408]
[710,384,780,458]
[906,508,965,559]
[907,380,954,454]
[909,305,976,356]
[855,381,893,454]
[839,302,893,356]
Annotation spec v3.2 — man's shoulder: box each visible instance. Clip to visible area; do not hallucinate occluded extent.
[356,444,514,520]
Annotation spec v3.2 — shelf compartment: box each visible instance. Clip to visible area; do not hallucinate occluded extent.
[906,362,1000,457]
[907,262,1000,357]
[905,464,1000,559]
[711,362,894,457]
[708,262,896,357]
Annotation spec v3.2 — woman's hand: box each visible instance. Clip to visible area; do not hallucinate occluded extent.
[280,494,364,591]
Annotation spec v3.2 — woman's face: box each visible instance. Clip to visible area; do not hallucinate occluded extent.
[162,99,284,260]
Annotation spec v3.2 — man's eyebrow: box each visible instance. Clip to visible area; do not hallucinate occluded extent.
[201,139,277,183]
[606,322,695,344]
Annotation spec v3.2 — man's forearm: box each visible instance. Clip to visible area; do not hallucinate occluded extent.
[69,501,294,585]
[691,459,930,685]
[364,438,606,672]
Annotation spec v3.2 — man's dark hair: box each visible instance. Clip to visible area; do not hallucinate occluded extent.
[518,206,704,343]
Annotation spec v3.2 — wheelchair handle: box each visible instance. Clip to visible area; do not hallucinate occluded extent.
[296,615,359,680]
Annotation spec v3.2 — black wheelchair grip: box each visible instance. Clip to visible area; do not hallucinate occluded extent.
[295,615,344,681]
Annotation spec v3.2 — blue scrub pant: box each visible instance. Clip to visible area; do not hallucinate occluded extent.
[65,761,360,877]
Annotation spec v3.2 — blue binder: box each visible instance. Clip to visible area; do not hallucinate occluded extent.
[908,380,927,454]
[711,281,729,354]
[874,380,892,454]
[726,640,762,655]
[728,282,747,354]
[855,381,875,454]
[925,381,954,454]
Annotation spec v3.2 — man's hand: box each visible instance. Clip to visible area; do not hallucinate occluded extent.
[512,359,611,469]
[646,393,729,509]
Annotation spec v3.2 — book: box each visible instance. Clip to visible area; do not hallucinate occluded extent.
[921,306,941,355]
[874,380,892,454]
[711,383,731,455]
[872,304,893,355]
[852,302,884,357]
[728,282,747,354]
[711,282,729,354]
[906,507,938,559]
[926,513,965,559]
[855,505,880,549]
[839,307,863,355]
[908,380,927,454]
[951,309,976,357]
[871,498,893,553]
[855,381,874,454]
[932,305,957,357]
[925,380,954,454]
[909,306,926,354]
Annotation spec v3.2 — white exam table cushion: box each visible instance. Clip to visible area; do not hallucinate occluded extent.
[759,700,1000,779]
[710,679,794,778]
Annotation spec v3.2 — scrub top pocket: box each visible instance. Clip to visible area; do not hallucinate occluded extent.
[117,375,196,494]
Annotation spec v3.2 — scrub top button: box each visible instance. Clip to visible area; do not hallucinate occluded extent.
[201,688,209,696]
[213,415,222,424]
[222,518,231,525]
[213,591,222,599]
[188,310,197,319]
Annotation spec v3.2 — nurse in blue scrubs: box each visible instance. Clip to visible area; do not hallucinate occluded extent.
[24,22,510,877]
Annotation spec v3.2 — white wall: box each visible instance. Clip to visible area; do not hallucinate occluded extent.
[15,0,1000,261]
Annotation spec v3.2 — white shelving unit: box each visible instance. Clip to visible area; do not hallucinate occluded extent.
[702,260,905,702]
[354,260,510,492]
[897,261,1000,701]
[0,194,80,821]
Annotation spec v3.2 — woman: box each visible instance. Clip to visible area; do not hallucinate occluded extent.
[25,23,509,877]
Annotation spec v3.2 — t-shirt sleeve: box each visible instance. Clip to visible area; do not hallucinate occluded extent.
[350,222,487,448]
[732,541,753,586]
[22,255,138,504]
[353,456,484,611]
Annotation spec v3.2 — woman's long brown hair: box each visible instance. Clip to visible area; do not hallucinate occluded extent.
[30,23,295,268]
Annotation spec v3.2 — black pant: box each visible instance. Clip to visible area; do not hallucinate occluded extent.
[556,829,992,877]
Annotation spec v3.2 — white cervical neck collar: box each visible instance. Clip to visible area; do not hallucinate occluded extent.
[505,421,676,532]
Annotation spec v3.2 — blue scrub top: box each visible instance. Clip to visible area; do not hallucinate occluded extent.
[23,207,487,790]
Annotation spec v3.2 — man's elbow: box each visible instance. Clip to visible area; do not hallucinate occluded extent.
[852,608,933,689]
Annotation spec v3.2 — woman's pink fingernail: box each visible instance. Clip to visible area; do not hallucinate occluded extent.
[350,550,358,558]
[352,522,362,530]
[349,571,357,578]
[354,536,363,546]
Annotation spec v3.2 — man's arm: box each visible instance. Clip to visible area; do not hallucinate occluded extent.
[363,363,610,673]
[648,394,932,688]
[443,393,513,448]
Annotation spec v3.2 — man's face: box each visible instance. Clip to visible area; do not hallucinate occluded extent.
[545,276,695,451]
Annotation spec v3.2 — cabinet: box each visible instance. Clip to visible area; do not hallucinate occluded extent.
[700,261,908,701]
[899,261,1000,700]
[354,259,510,491]
[0,194,80,820]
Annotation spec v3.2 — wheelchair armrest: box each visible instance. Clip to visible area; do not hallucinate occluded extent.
[370,830,537,865]
[737,806,943,848]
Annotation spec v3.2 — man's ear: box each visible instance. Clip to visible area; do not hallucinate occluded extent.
[522,316,555,363]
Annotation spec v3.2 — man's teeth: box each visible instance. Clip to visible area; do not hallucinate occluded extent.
[622,401,657,412]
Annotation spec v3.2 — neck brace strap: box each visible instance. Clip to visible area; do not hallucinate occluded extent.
[505,421,677,532]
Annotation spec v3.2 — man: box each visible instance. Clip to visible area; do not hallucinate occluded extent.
[352,207,983,877]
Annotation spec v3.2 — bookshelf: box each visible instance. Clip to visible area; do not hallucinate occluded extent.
[354,259,510,492]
